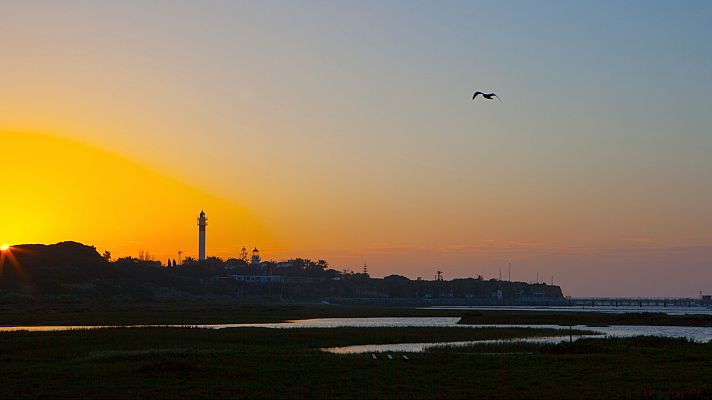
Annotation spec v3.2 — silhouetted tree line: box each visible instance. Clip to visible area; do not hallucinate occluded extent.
[0,242,564,303]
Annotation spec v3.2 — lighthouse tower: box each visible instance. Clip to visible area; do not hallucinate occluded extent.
[197,210,207,261]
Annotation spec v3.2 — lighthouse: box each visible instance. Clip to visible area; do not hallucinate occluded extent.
[197,210,207,261]
[251,247,260,265]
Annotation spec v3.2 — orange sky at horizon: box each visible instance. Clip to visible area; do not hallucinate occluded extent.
[2,2,712,296]
[1,132,275,262]
[2,132,711,298]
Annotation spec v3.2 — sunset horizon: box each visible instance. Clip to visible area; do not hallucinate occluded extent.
[3,2,712,398]
[1,1,711,294]
[3,124,710,297]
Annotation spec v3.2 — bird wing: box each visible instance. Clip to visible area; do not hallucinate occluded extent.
[492,93,502,102]
[472,91,482,99]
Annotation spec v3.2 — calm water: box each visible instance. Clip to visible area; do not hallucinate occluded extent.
[323,324,712,353]
[324,335,593,354]
[424,305,712,316]
[2,317,711,344]
[0,317,462,332]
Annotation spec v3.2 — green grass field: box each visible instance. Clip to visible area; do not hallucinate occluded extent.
[1,326,710,399]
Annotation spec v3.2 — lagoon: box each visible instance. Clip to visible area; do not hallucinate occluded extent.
[2,316,711,344]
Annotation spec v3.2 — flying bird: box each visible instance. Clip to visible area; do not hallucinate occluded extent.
[472,91,501,101]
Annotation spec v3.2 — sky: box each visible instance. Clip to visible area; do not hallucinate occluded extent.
[1,0,711,296]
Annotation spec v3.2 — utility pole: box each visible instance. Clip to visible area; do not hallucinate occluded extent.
[508,262,511,282]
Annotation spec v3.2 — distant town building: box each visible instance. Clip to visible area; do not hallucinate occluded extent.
[251,247,260,265]
[198,210,207,261]
[702,295,712,306]
[221,275,284,283]
[275,260,295,269]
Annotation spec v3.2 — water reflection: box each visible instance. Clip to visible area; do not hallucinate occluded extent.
[0,317,462,332]
[2,317,711,345]
[424,305,712,316]
[323,323,712,354]
[0,325,120,332]
[324,335,591,354]
[197,317,465,329]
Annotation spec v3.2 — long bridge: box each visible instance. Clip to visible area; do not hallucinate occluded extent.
[567,297,712,308]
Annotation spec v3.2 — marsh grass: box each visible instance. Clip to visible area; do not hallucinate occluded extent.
[2,326,711,399]
[83,348,237,362]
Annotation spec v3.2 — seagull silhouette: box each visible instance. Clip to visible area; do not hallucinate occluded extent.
[472,91,501,101]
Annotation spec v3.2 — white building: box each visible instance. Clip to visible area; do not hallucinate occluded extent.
[251,247,260,265]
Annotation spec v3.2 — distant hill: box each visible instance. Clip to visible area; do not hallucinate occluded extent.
[11,241,103,264]
[2,241,105,285]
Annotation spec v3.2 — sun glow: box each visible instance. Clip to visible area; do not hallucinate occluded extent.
[0,244,9,251]
[0,132,272,262]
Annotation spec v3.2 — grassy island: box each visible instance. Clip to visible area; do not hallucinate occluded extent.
[458,310,712,327]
